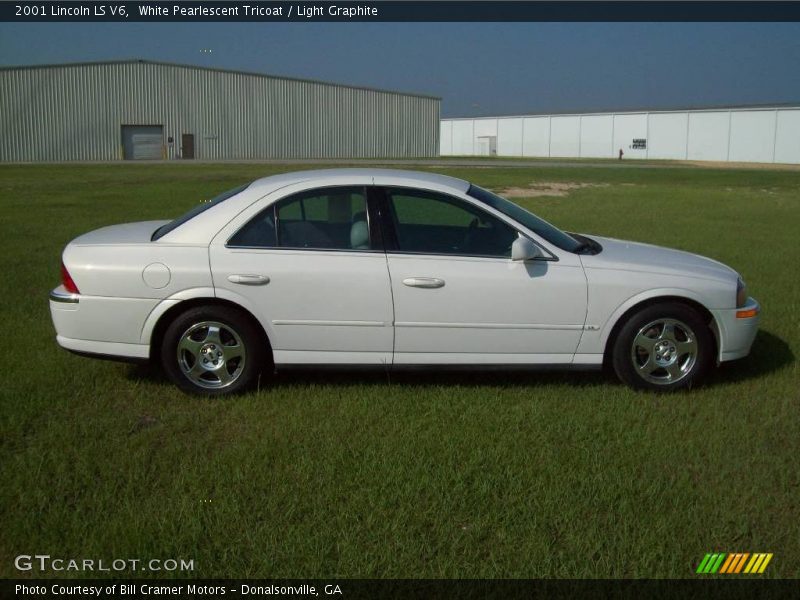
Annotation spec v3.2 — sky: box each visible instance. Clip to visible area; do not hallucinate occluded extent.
[1,22,799,117]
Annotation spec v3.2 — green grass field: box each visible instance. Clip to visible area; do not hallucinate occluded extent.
[1,162,798,579]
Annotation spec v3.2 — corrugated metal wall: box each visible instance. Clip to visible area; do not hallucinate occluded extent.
[0,61,440,161]
[440,107,800,164]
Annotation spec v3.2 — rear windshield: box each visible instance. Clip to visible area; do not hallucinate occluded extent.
[467,184,582,252]
[151,183,250,241]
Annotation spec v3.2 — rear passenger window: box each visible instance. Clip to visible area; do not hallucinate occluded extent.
[228,187,370,250]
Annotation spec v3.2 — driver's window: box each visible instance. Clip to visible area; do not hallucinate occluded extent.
[386,188,518,257]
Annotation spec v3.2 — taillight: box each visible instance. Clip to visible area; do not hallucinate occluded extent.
[61,262,80,294]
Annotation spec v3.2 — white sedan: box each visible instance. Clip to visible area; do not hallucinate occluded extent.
[49,169,760,395]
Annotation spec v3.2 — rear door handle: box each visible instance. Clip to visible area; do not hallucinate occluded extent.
[402,277,445,289]
[228,274,270,285]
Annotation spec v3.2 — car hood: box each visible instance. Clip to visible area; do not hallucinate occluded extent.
[581,235,738,283]
[69,220,170,246]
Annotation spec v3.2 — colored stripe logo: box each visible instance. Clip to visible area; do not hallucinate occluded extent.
[696,552,773,574]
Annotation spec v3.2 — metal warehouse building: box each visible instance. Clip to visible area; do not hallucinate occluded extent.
[0,60,440,162]
[441,104,800,164]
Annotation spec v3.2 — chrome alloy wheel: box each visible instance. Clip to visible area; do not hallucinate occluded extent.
[630,318,698,385]
[176,321,246,389]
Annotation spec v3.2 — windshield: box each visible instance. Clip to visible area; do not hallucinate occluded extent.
[467,184,582,253]
[151,183,250,241]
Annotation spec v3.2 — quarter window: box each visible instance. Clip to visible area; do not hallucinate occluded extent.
[385,188,518,257]
[228,187,371,250]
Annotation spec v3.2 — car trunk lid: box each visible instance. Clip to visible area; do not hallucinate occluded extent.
[69,220,170,246]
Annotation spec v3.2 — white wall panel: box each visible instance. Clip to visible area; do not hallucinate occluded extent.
[613,113,648,159]
[774,110,800,164]
[474,119,498,138]
[687,112,730,161]
[549,116,580,157]
[579,115,613,158]
[451,120,474,155]
[522,117,550,157]
[648,112,688,160]
[439,120,452,155]
[441,105,799,163]
[729,110,776,163]
[497,118,523,156]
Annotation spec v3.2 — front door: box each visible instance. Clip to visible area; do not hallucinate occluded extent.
[378,186,588,364]
[209,183,394,365]
[181,134,195,159]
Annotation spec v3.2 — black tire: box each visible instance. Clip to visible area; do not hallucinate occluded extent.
[160,305,269,396]
[612,302,714,392]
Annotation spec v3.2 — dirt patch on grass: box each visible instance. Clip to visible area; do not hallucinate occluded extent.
[499,182,610,198]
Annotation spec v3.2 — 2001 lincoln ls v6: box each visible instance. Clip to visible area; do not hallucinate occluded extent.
[49,169,760,395]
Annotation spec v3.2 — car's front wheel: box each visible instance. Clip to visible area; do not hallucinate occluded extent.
[161,306,267,396]
[612,302,714,392]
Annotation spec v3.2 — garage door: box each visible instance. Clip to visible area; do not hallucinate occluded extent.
[121,125,164,160]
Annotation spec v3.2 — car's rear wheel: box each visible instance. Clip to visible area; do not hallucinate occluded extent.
[612,302,714,391]
[161,306,267,396]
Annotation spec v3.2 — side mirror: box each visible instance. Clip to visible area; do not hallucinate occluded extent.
[511,236,544,261]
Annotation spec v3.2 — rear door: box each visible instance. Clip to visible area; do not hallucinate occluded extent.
[377,186,588,364]
[209,182,394,365]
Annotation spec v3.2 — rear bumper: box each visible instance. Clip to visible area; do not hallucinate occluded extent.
[711,297,760,362]
[49,286,154,361]
[57,335,149,361]
[50,288,80,304]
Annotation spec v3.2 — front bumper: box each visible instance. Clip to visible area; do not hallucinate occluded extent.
[711,297,760,362]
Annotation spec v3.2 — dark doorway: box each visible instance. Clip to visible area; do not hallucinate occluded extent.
[181,134,195,159]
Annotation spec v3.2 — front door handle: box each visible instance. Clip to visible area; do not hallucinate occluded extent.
[228,274,270,286]
[402,277,445,289]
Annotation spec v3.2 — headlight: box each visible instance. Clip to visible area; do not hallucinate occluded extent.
[736,277,747,308]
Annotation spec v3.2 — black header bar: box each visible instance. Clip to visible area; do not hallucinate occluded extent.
[3,1,800,23]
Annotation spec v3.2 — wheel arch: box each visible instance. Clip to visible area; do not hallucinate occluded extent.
[145,293,274,366]
[601,293,720,366]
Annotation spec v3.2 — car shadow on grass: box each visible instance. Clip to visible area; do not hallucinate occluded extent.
[125,329,793,392]
[125,360,612,390]
[706,329,794,385]
[272,367,612,390]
